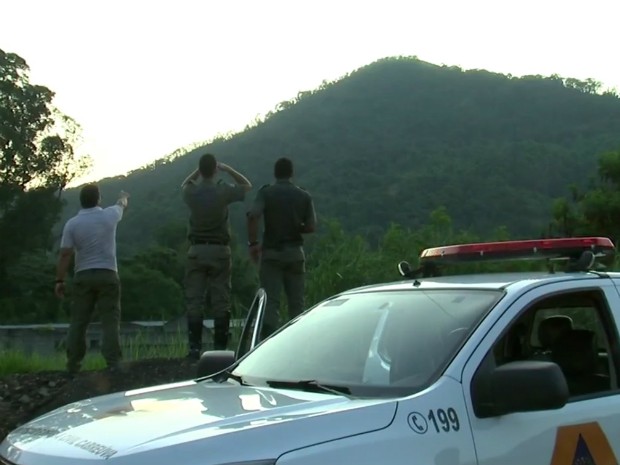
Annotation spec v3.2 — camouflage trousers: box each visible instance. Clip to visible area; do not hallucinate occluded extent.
[184,244,232,350]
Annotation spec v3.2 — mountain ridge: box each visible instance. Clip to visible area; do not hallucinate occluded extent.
[57,56,620,254]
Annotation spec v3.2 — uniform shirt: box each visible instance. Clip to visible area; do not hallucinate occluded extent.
[60,205,125,273]
[248,179,316,251]
[183,177,246,244]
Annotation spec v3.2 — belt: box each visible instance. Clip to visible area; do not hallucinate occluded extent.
[190,238,228,245]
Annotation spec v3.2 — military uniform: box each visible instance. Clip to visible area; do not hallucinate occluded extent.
[248,179,316,338]
[183,177,246,353]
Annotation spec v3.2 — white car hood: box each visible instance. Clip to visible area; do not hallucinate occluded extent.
[0,379,397,465]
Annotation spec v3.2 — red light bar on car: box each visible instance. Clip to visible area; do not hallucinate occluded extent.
[419,237,616,264]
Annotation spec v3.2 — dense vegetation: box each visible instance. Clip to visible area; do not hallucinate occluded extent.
[2,50,620,325]
[0,49,90,320]
[57,56,620,249]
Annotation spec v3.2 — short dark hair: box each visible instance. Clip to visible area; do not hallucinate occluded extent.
[274,157,293,179]
[199,153,217,177]
[80,184,100,208]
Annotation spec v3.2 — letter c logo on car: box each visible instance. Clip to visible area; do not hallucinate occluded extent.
[407,412,428,434]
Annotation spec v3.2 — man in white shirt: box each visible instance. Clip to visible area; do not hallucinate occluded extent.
[55,184,129,375]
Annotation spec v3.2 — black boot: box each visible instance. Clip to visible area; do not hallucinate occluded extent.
[213,314,230,350]
[187,317,204,361]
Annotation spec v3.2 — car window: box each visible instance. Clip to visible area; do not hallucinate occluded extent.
[530,307,608,351]
[490,290,619,398]
[231,289,502,398]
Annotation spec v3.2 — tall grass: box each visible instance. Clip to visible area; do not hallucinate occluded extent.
[0,324,245,377]
[0,350,107,377]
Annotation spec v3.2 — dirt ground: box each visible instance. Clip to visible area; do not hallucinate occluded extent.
[0,358,198,442]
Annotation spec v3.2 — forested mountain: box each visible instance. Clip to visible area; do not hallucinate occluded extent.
[6,53,620,324]
[58,56,620,255]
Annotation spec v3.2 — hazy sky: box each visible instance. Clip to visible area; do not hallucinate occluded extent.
[2,0,619,185]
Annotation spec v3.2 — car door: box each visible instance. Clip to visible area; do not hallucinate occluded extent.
[610,277,620,301]
[462,279,620,465]
[235,287,267,360]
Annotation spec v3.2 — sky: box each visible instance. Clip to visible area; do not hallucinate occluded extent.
[2,0,619,186]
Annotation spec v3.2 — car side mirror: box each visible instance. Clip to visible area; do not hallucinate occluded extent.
[472,360,569,418]
[196,350,236,378]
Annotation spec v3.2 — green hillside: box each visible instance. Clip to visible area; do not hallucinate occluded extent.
[59,56,620,254]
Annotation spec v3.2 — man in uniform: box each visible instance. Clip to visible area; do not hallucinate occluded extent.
[182,153,252,359]
[246,157,317,339]
[55,184,129,376]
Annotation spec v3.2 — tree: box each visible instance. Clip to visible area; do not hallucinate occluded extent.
[548,149,620,253]
[118,263,184,320]
[0,250,68,323]
[563,77,602,95]
[0,49,91,294]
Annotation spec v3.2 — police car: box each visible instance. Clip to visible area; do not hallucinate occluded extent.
[2,237,619,465]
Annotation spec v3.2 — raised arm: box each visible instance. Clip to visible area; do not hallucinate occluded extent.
[105,190,130,222]
[181,168,200,188]
[117,190,130,208]
[218,162,252,192]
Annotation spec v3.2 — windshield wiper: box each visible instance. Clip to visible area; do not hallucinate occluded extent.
[264,379,353,397]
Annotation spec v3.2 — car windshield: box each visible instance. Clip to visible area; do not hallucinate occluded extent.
[231,288,503,398]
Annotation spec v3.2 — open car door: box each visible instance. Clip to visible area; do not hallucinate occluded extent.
[235,287,267,360]
[196,288,267,378]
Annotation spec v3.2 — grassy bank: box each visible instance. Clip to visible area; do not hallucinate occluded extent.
[0,327,243,377]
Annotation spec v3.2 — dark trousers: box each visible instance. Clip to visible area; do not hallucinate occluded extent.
[67,268,122,372]
[259,257,305,339]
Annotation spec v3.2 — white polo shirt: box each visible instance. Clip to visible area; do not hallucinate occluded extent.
[60,205,124,273]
